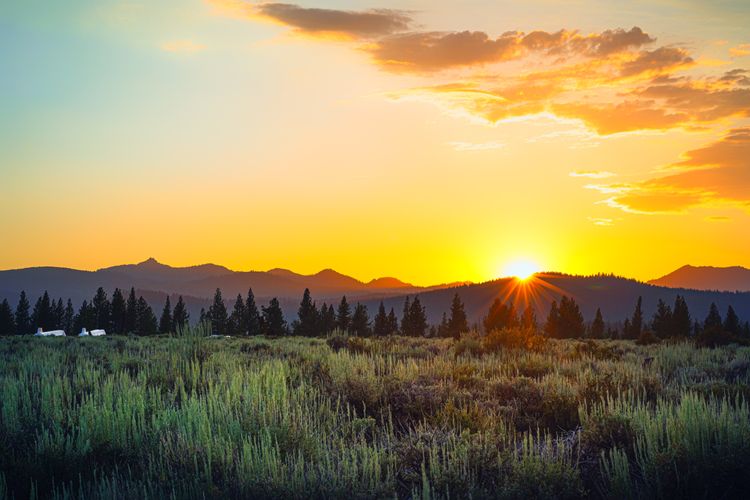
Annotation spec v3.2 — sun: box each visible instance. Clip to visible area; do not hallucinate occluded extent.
[503,259,540,281]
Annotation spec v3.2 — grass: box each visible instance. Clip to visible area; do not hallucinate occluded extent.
[1,330,749,499]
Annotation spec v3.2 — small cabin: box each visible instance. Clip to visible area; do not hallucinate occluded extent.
[33,327,66,337]
[90,329,106,337]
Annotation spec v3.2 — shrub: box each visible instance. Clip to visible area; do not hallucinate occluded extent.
[636,330,660,345]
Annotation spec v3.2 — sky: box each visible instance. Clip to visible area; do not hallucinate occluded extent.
[1,0,749,285]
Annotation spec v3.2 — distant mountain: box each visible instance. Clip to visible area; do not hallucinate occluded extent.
[649,265,750,292]
[0,258,460,314]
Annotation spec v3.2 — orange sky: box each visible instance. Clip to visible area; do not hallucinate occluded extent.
[1,0,749,285]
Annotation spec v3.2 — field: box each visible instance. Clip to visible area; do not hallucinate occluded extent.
[1,330,750,499]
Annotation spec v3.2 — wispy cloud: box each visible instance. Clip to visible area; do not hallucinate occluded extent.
[570,170,616,179]
[448,140,506,151]
[161,40,206,53]
[730,44,750,57]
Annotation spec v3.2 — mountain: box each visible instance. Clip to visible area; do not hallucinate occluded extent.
[649,265,750,292]
[0,258,458,312]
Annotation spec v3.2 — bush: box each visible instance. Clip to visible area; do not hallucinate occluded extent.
[696,327,747,348]
[482,328,546,353]
[454,333,482,357]
[636,330,660,345]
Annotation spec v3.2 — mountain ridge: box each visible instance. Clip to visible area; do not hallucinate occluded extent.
[649,265,750,292]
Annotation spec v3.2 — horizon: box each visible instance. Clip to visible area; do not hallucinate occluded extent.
[2,0,749,284]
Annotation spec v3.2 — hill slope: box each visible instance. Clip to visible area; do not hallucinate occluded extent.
[649,265,750,292]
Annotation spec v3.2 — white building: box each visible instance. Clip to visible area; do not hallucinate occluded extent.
[90,329,106,336]
[33,327,66,337]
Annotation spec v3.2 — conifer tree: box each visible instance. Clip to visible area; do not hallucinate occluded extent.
[74,300,93,333]
[228,294,246,336]
[557,296,585,338]
[485,299,518,332]
[31,291,53,330]
[724,305,740,335]
[159,296,173,334]
[401,296,412,336]
[590,308,605,339]
[351,303,371,337]
[447,293,468,339]
[110,288,126,334]
[409,296,427,337]
[294,288,319,337]
[373,302,389,337]
[53,298,65,330]
[652,299,673,338]
[672,295,692,337]
[15,291,31,335]
[521,306,538,331]
[703,303,723,332]
[91,287,111,330]
[544,301,559,338]
[208,288,228,335]
[125,287,138,333]
[437,312,449,337]
[0,299,15,335]
[245,289,261,336]
[627,296,643,339]
[136,296,158,335]
[64,299,75,334]
[199,308,207,325]
[319,303,336,335]
[262,297,287,336]
[173,296,189,331]
[336,296,351,332]
[387,307,399,335]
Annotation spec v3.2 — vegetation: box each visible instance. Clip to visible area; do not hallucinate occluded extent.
[1,327,750,498]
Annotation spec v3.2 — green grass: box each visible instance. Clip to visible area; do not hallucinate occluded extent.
[1,331,749,499]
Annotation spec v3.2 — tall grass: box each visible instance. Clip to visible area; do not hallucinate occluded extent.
[0,334,748,498]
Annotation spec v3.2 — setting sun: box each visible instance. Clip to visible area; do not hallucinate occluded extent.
[503,259,541,280]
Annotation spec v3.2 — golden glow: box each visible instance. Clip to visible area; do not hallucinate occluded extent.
[503,260,541,281]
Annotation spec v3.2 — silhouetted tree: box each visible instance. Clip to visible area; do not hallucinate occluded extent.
[336,296,351,332]
[387,307,399,335]
[159,296,173,333]
[625,296,643,339]
[557,296,585,338]
[15,291,31,335]
[245,289,261,336]
[31,291,53,330]
[0,299,15,335]
[110,288,126,334]
[521,306,538,331]
[262,297,287,336]
[63,299,74,334]
[208,288,228,335]
[672,295,692,337]
[373,302,389,337]
[351,303,371,337]
[704,303,723,332]
[590,308,605,339]
[652,299,673,338]
[74,300,94,333]
[227,294,246,336]
[409,296,427,337]
[125,287,138,333]
[724,305,741,335]
[544,301,559,338]
[294,288,319,337]
[52,298,64,330]
[91,287,110,330]
[401,296,412,336]
[319,303,336,335]
[437,312,449,337]
[136,296,158,335]
[173,296,189,331]
[484,299,518,332]
[447,293,468,339]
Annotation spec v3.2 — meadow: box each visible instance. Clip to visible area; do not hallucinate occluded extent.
[1,329,750,499]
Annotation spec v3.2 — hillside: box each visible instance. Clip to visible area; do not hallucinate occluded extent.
[649,265,750,292]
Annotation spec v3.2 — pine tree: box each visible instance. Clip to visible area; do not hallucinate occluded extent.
[652,299,673,338]
[110,288,126,334]
[53,298,65,330]
[437,312,449,337]
[401,296,412,336]
[544,301,559,338]
[409,296,427,337]
[262,297,287,336]
[447,293,468,339]
[521,306,538,331]
[125,287,138,333]
[31,291,53,330]
[64,299,75,334]
[228,294,246,336]
[387,307,399,335]
[484,299,518,332]
[294,288,319,337]
[173,296,189,331]
[74,300,93,333]
[0,299,15,335]
[336,296,351,332]
[590,308,605,339]
[557,296,585,338]
[351,303,371,337]
[704,303,723,332]
[15,291,31,335]
[199,308,207,325]
[208,288,228,335]
[318,303,336,335]
[724,305,740,335]
[245,289,261,336]
[373,302,389,337]
[159,296,173,334]
[627,296,643,339]
[136,296,158,335]
[672,295,692,337]
[91,287,111,330]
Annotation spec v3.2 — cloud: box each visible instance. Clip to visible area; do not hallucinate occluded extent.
[730,44,750,57]
[448,140,506,151]
[619,47,693,77]
[160,40,206,52]
[553,101,690,135]
[588,128,750,213]
[570,171,616,179]
[588,217,616,226]
[256,3,411,38]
